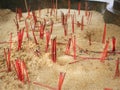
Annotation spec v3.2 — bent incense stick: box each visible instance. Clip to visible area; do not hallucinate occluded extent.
[102,23,107,44]
[58,72,66,90]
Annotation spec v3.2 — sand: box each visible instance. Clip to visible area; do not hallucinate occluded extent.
[0,8,120,90]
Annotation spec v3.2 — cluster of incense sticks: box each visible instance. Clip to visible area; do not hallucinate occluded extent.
[65,35,76,60]
[58,72,66,90]
[112,36,116,52]
[16,8,22,21]
[65,37,72,55]
[45,31,51,52]
[25,20,29,39]
[4,48,11,72]
[12,59,29,83]
[17,28,24,51]
[102,23,107,44]
[71,15,74,33]
[100,40,109,62]
[87,11,93,24]
[78,2,81,15]
[68,0,71,14]
[114,58,120,78]
[51,37,57,63]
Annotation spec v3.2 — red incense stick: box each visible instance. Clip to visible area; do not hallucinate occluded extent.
[104,88,113,90]
[51,37,57,63]
[13,59,29,83]
[78,2,81,15]
[13,19,19,30]
[65,37,72,55]
[114,58,120,78]
[17,8,22,21]
[81,16,84,31]
[50,19,54,34]
[61,12,65,25]
[102,23,107,44]
[63,24,68,36]
[45,31,51,52]
[25,20,29,40]
[17,28,24,51]
[32,29,38,45]
[72,36,76,60]
[85,2,88,16]
[6,48,11,72]
[9,33,12,50]
[71,15,74,33]
[39,24,44,39]
[112,36,116,52]
[58,72,66,90]
[100,40,109,63]
[68,0,71,14]
[32,11,37,25]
